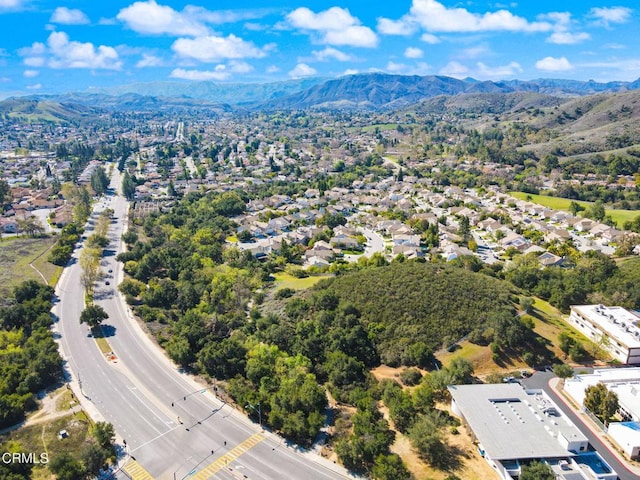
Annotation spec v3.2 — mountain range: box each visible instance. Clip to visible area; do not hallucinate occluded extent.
[89,73,640,110]
[3,73,640,123]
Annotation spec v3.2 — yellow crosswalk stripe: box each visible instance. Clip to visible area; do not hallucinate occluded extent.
[190,432,265,480]
[122,458,154,480]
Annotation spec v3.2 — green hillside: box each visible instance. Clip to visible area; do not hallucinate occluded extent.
[316,261,520,366]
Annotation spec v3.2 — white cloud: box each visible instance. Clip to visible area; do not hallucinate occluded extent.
[286,7,378,47]
[117,0,209,36]
[386,61,408,73]
[46,31,122,69]
[26,83,42,90]
[0,0,23,9]
[475,61,522,79]
[439,61,469,77]
[266,65,280,74]
[590,7,632,26]
[172,34,267,62]
[170,66,230,81]
[312,47,352,62]
[341,68,359,76]
[535,56,573,71]
[420,33,441,44]
[379,0,551,35]
[288,63,317,78]
[136,54,163,68]
[50,7,89,25]
[458,45,490,59]
[24,57,45,67]
[547,31,590,44]
[377,17,416,36]
[385,60,431,75]
[23,69,38,78]
[404,47,423,59]
[228,60,253,73]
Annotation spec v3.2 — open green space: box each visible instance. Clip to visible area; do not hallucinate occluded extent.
[272,272,331,290]
[509,191,640,227]
[0,408,92,480]
[0,236,61,303]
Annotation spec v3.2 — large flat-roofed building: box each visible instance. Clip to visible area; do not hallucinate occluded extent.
[564,368,640,460]
[449,384,616,480]
[569,305,640,364]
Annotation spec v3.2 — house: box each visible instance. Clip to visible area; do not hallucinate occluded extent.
[478,218,502,232]
[329,234,359,249]
[538,251,564,267]
[0,217,18,233]
[574,219,595,232]
[305,255,331,268]
[500,232,528,250]
[392,244,422,258]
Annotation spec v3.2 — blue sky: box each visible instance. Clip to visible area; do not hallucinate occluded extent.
[0,0,638,95]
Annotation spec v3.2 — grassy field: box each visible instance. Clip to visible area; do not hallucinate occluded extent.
[0,388,92,480]
[509,191,640,228]
[0,236,61,301]
[272,272,331,291]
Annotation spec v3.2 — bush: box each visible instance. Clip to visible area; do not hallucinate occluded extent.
[275,288,295,299]
[399,368,422,386]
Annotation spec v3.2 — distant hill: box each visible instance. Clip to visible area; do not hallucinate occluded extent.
[257,73,640,110]
[73,74,640,110]
[89,77,328,105]
[0,98,101,125]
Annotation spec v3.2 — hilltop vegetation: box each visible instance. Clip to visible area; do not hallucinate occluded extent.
[312,261,518,366]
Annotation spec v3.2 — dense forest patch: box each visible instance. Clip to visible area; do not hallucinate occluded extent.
[316,261,518,366]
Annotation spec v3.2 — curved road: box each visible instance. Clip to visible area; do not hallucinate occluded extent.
[53,169,350,480]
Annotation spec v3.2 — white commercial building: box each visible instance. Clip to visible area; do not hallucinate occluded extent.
[568,305,640,364]
[449,384,615,480]
[564,368,640,460]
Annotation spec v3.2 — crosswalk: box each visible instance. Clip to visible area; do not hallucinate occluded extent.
[122,458,154,480]
[190,432,265,480]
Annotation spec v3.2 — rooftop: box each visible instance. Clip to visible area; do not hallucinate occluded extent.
[449,384,587,461]
[572,305,640,349]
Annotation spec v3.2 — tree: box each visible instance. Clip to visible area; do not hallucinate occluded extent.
[569,201,585,216]
[49,452,85,480]
[520,461,554,480]
[552,363,574,379]
[0,178,10,206]
[457,215,470,240]
[584,383,619,425]
[90,166,109,195]
[80,304,109,328]
[586,200,606,222]
[371,454,412,480]
[79,247,101,295]
[121,171,136,200]
[92,421,115,450]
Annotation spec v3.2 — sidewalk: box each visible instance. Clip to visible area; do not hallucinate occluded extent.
[549,377,640,478]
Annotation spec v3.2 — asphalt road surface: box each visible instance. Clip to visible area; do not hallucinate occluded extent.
[53,170,350,480]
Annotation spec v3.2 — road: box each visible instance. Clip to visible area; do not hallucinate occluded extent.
[523,372,637,480]
[342,227,385,262]
[53,169,351,480]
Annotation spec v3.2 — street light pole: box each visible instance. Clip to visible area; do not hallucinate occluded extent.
[245,402,261,428]
[173,455,193,480]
